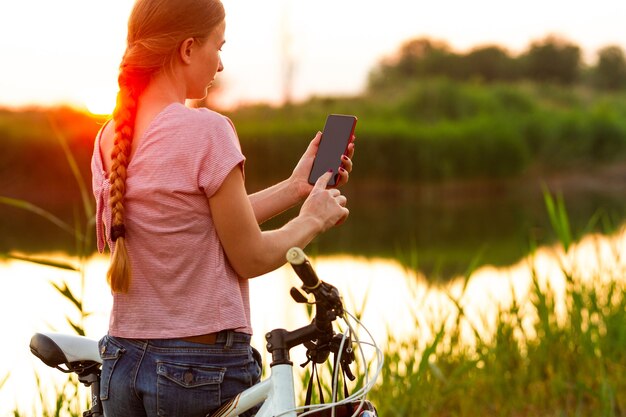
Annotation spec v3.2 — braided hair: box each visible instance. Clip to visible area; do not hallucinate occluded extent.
[107,0,225,293]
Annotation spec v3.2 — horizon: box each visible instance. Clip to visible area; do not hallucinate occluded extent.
[1,0,625,114]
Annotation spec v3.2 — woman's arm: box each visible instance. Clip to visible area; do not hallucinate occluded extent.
[249,132,355,224]
[210,166,349,279]
[248,178,302,225]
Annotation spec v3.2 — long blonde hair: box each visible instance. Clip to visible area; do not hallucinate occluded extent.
[107,0,225,293]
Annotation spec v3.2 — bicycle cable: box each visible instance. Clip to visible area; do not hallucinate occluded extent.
[285,310,384,417]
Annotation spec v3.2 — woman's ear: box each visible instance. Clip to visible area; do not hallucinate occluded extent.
[179,37,195,65]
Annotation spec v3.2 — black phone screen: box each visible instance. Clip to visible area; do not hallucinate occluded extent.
[308,114,357,186]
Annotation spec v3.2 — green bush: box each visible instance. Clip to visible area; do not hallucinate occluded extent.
[3,80,626,190]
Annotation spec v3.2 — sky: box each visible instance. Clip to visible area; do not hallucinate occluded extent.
[1,0,626,113]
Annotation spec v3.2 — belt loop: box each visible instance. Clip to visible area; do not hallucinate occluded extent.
[224,330,234,350]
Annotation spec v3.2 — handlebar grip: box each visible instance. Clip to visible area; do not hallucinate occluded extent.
[286,247,320,290]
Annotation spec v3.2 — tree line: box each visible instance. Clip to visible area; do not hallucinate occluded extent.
[368,35,626,91]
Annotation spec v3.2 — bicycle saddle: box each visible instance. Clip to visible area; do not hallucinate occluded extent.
[30,332,101,370]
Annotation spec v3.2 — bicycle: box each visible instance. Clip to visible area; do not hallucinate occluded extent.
[30,247,382,417]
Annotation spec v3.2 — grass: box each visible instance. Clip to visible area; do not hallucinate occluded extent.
[1,114,94,416]
[360,194,626,417]
[1,114,93,334]
[367,270,626,416]
[12,375,85,417]
[287,191,626,417]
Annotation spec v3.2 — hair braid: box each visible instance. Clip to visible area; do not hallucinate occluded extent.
[106,69,144,293]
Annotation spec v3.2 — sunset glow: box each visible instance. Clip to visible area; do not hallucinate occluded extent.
[83,87,117,116]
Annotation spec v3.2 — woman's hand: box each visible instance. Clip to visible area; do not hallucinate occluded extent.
[300,171,350,231]
[289,131,356,200]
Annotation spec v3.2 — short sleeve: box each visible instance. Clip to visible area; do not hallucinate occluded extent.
[196,112,246,198]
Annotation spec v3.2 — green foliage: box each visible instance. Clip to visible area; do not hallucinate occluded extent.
[228,79,626,187]
[543,187,573,251]
[369,34,622,89]
[0,196,78,239]
[4,79,626,196]
[1,114,93,335]
[364,193,626,417]
[594,46,626,90]
[521,35,582,85]
[12,374,84,417]
[1,114,93,415]
[367,254,626,416]
[0,106,100,254]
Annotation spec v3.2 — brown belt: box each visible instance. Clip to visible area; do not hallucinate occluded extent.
[180,332,219,345]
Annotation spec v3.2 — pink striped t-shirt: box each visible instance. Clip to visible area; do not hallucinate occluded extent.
[91,103,251,338]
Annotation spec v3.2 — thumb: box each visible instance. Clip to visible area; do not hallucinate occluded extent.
[304,131,323,158]
[313,170,333,191]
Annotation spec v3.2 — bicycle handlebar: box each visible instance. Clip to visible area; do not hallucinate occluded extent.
[284,247,356,372]
[287,247,343,333]
[259,247,344,365]
[286,247,320,290]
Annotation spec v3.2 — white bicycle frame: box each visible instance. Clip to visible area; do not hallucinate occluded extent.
[211,362,297,417]
[217,322,380,417]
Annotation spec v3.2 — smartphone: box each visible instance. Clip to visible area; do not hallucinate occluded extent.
[308,114,357,186]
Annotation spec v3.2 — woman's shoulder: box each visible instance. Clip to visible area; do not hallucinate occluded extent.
[169,103,232,130]
[165,104,241,152]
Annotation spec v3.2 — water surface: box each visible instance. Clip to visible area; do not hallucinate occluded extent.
[2,229,625,414]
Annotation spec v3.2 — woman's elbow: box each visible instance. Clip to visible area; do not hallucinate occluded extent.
[233,265,263,280]
[228,252,270,279]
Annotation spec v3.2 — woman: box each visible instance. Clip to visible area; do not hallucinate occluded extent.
[91,0,354,416]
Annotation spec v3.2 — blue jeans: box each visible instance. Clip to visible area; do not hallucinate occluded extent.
[98,331,262,417]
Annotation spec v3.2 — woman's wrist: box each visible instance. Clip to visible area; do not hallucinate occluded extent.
[291,210,325,237]
[288,174,313,202]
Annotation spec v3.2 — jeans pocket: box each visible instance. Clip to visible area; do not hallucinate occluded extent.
[98,335,125,401]
[156,361,226,416]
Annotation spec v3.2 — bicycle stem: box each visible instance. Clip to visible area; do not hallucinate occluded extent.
[265,321,325,366]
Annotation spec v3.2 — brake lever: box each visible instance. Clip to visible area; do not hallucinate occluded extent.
[331,333,356,381]
[290,287,309,304]
[341,358,356,381]
[312,282,344,317]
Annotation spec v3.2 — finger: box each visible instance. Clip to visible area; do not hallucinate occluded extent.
[336,195,347,207]
[335,207,350,226]
[329,188,341,197]
[310,131,323,149]
[313,170,333,190]
[333,167,349,188]
[344,142,355,160]
[303,131,323,158]
[340,155,353,173]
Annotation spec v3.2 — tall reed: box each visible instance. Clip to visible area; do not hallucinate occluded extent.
[1,114,94,416]
[366,191,626,417]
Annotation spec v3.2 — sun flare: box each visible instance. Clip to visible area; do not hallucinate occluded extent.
[84,88,117,116]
